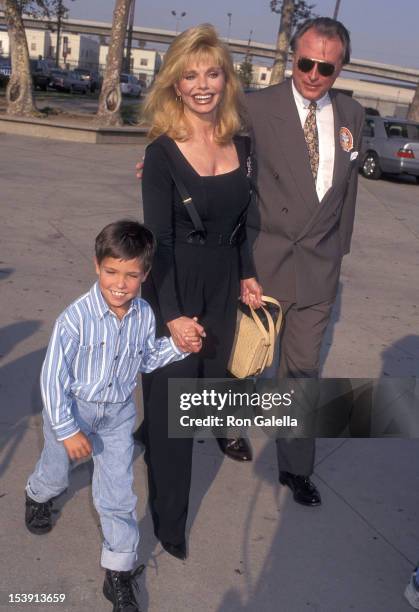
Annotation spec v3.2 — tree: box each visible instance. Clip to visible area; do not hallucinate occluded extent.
[96,0,132,127]
[4,0,40,116]
[269,0,315,85]
[238,55,253,89]
[50,0,69,67]
[4,1,73,117]
[407,82,419,122]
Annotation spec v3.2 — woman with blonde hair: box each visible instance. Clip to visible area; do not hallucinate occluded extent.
[137,23,262,560]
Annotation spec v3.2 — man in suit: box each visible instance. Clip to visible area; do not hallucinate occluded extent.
[242,17,364,506]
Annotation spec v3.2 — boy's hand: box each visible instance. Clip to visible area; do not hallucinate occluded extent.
[167,316,206,353]
[135,159,144,180]
[63,431,92,461]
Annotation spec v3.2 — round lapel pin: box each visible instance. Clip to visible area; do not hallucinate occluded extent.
[339,127,353,152]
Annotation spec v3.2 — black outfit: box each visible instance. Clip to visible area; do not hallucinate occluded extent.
[141,134,255,546]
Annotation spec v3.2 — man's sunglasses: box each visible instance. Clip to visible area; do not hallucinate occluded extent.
[297,57,335,77]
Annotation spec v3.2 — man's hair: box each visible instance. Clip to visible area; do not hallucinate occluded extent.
[142,23,245,144]
[290,17,351,65]
[95,220,156,272]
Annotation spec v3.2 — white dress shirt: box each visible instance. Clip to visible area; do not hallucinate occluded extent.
[292,80,335,202]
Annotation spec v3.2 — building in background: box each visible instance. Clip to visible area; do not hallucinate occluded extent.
[99,44,162,86]
[55,33,99,70]
[0,27,99,70]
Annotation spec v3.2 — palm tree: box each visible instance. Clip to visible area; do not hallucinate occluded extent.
[269,0,315,86]
[4,0,39,116]
[4,1,74,117]
[96,0,132,127]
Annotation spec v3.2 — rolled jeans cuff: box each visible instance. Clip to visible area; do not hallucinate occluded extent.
[101,546,138,572]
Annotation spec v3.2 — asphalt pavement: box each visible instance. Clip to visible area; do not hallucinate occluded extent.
[0,133,418,612]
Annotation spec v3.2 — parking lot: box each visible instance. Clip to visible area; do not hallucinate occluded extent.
[0,85,142,121]
[0,133,418,611]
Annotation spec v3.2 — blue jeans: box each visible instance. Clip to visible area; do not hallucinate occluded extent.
[26,397,139,571]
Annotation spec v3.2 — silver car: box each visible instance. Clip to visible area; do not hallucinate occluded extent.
[360,115,419,182]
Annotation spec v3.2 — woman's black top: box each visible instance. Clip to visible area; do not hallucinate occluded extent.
[141,133,255,325]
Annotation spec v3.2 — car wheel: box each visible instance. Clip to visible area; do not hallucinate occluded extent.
[415,176,419,185]
[362,151,382,180]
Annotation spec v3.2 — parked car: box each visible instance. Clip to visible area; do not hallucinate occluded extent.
[49,69,89,94]
[73,68,101,93]
[120,73,143,97]
[360,115,419,182]
[30,59,52,91]
[0,58,11,88]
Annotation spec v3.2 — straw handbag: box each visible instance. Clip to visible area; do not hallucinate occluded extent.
[228,296,282,379]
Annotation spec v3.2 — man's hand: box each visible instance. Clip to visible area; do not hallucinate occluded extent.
[240,277,263,309]
[136,159,144,180]
[63,431,92,461]
[167,316,206,353]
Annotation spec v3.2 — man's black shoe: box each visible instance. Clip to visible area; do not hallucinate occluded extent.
[103,568,143,612]
[25,492,53,534]
[216,437,253,462]
[161,540,187,560]
[279,472,322,506]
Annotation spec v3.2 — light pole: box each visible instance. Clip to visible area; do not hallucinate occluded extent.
[171,10,186,34]
[227,12,232,43]
[124,0,136,74]
[333,0,341,19]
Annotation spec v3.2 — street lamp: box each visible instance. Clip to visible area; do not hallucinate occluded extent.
[171,10,186,34]
[333,0,341,19]
[227,12,232,43]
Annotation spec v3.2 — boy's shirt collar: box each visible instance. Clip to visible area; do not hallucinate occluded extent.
[90,281,139,320]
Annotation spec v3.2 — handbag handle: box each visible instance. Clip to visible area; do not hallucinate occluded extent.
[261,295,282,337]
[246,295,282,371]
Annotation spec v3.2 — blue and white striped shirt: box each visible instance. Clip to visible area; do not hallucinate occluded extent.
[41,282,187,441]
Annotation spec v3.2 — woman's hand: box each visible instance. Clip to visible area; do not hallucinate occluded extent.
[167,316,206,353]
[63,431,92,461]
[240,277,263,309]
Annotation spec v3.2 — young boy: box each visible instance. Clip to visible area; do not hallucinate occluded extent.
[25,220,204,612]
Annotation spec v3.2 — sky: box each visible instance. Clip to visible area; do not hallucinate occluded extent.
[67,0,419,70]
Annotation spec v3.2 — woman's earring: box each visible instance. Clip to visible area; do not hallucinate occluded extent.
[176,93,182,103]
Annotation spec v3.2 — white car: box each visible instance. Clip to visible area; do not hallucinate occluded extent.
[120,73,142,97]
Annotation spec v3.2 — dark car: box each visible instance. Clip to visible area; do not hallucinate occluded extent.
[49,69,89,94]
[0,58,11,88]
[30,59,52,91]
[73,68,101,93]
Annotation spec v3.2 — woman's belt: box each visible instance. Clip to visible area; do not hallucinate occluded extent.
[175,228,242,246]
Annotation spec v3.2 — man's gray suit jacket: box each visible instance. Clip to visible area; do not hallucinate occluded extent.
[245,79,365,309]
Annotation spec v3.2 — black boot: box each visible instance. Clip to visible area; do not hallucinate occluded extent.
[103,567,143,612]
[25,492,53,535]
[216,437,253,461]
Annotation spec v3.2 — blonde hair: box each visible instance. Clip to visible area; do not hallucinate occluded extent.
[142,24,245,144]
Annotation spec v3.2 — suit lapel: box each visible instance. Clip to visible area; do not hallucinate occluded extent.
[269,80,319,213]
[331,92,352,188]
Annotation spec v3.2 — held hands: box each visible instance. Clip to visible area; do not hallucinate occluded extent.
[135,159,144,180]
[63,431,92,461]
[167,316,206,353]
[240,277,263,309]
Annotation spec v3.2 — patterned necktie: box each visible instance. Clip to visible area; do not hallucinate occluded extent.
[304,101,319,183]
